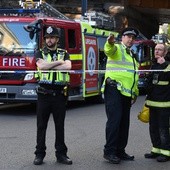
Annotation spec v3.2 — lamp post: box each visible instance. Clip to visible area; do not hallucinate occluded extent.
[82,0,87,16]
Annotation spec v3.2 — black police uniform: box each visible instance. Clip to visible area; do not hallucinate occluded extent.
[33,26,72,165]
[34,48,70,159]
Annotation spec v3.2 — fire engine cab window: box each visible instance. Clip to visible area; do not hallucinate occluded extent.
[0,22,36,55]
[131,44,142,62]
[131,45,138,55]
[68,29,76,48]
[143,46,151,60]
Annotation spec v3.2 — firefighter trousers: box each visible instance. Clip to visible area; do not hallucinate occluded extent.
[149,107,170,152]
[34,92,68,158]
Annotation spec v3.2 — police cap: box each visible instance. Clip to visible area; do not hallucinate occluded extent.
[44,26,60,38]
[121,27,139,38]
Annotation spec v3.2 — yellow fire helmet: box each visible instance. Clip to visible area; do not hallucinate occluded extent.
[138,105,150,123]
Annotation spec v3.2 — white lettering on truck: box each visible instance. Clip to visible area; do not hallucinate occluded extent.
[86,39,96,45]
[3,58,26,67]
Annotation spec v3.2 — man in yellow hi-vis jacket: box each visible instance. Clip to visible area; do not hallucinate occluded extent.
[102,27,139,164]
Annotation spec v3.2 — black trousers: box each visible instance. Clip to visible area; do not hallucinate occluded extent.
[104,84,132,155]
[149,107,170,151]
[34,93,68,158]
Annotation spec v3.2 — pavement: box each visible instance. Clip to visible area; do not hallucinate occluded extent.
[0,95,170,170]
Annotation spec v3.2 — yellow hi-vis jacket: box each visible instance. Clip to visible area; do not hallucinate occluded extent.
[101,42,139,99]
[35,49,70,85]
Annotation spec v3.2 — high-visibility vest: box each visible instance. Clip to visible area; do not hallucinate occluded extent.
[101,42,139,98]
[36,49,70,85]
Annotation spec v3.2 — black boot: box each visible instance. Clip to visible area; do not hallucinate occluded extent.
[144,152,160,159]
[117,152,134,161]
[157,155,170,162]
[103,154,121,164]
[57,155,73,165]
[33,156,44,165]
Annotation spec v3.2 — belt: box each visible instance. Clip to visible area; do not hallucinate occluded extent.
[36,86,64,96]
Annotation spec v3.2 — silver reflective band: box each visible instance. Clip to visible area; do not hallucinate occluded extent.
[123,30,136,36]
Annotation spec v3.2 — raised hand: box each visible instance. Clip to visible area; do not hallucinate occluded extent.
[107,34,115,45]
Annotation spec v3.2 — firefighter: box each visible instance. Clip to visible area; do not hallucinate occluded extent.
[33,26,72,165]
[102,27,139,164]
[145,43,170,162]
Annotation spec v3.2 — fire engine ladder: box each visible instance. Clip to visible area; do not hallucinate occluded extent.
[38,2,69,20]
[81,11,116,31]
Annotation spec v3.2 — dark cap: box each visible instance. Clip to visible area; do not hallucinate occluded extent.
[121,27,139,38]
[44,26,60,38]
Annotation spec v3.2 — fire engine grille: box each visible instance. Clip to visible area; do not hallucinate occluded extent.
[0,73,26,80]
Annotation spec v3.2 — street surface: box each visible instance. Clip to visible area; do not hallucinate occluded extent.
[0,95,170,170]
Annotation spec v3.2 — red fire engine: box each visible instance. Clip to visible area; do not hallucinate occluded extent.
[0,1,118,103]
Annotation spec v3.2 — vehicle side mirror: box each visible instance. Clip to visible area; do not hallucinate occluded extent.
[29,31,35,40]
[24,25,34,32]
[24,25,35,40]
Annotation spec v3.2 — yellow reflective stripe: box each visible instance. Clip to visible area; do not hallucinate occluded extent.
[57,72,61,81]
[157,81,169,85]
[49,71,53,80]
[70,54,82,60]
[146,100,170,107]
[165,64,170,71]
[151,147,161,154]
[81,22,118,36]
[95,29,118,36]
[160,149,170,156]
[141,61,151,66]
[34,72,39,78]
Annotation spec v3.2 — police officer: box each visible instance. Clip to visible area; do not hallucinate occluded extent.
[145,43,170,162]
[33,26,72,165]
[102,27,139,164]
